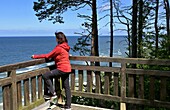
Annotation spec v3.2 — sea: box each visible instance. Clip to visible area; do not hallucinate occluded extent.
[0,36,127,108]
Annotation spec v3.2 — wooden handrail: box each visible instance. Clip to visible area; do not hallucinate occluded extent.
[0,56,169,110]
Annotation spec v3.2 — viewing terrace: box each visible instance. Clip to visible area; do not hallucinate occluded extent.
[0,56,170,110]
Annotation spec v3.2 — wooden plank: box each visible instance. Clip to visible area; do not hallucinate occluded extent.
[149,76,155,101]
[126,69,170,77]
[24,78,30,106]
[71,64,120,73]
[38,75,42,99]
[124,97,170,108]
[69,56,170,65]
[8,70,17,110]
[160,77,167,101]
[78,70,83,91]
[16,68,49,81]
[55,77,62,103]
[44,80,48,96]
[71,69,75,91]
[71,91,121,102]
[31,76,37,102]
[128,74,134,97]
[55,77,61,93]
[0,77,12,86]
[121,63,126,101]
[120,103,126,110]
[0,59,46,73]
[21,98,45,110]
[104,72,110,94]
[95,71,101,93]
[114,72,119,96]
[138,75,144,99]
[87,70,92,93]
[2,85,10,110]
[17,81,22,109]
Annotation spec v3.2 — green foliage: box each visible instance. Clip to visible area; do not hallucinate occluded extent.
[33,0,91,23]
[71,14,93,55]
[33,0,94,56]
[71,96,119,109]
[141,33,170,59]
[72,35,91,56]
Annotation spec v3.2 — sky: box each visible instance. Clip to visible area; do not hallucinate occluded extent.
[0,0,128,36]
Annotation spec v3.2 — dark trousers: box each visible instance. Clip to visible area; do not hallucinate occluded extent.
[42,69,71,107]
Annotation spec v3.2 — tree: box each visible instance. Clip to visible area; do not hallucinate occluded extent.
[164,0,170,53]
[131,0,138,58]
[155,0,159,57]
[33,0,99,58]
[138,0,144,58]
[109,0,113,67]
[114,3,131,57]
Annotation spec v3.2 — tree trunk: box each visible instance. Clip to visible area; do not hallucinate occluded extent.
[155,0,159,58]
[91,0,102,100]
[129,0,138,109]
[138,0,144,58]
[91,0,99,59]
[164,0,170,53]
[109,0,113,67]
[132,0,138,58]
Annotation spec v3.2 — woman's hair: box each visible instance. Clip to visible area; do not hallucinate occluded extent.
[55,32,68,44]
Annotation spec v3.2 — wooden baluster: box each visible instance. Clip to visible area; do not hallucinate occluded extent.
[120,63,126,110]
[138,75,144,99]
[17,81,22,109]
[8,70,17,110]
[31,76,36,102]
[38,75,42,99]
[104,72,110,94]
[2,85,10,110]
[114,72,119,96]
[160,77,167,101]
[55,77,62,104]
[24,78,30,106]
[87,70,92,93]
[128,74,134,97]
[78,70,83,91]
[149,76,155,101]
[95,71,101,93]
[71,69,75,91]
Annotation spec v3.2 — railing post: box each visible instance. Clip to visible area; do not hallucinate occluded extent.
[78,70,83,91]
[71,69,75,91]
[95,71,101,93]
[38,75,43,99]
[24,78,30,106]
[17,81,22,109]
[2,85,10,110]
[104,72,110,94]
[55,77,62,103]
[120,63,126,110]
[8,70,17,110]
[114,72,119,96]
[87,70,92,92]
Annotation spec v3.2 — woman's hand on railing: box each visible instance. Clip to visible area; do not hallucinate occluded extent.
[31,55,34,59]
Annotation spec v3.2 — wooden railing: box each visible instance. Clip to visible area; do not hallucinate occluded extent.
[69,56,170,109]
[0,56,170,110]
[0,59,49,110]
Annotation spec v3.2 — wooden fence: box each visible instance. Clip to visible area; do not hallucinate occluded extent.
[0,56,170,110]
[69,56,170,109]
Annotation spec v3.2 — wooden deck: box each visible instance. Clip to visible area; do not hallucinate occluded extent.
[32,102,113,110]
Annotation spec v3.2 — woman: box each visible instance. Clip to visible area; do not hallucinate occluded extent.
[31,32,71,110]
